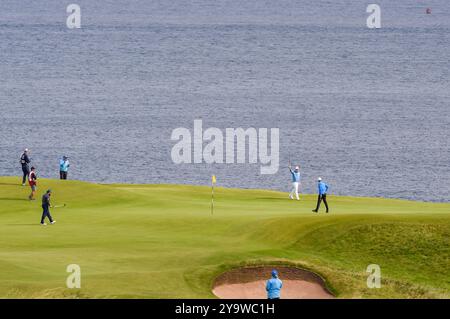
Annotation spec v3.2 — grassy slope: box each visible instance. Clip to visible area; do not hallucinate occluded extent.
[0,176,448,299]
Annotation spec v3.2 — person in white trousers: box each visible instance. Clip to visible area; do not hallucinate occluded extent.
[289,165,301,200]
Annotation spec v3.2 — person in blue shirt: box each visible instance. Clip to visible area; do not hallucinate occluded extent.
[59,156,70,180]
[313,177,329,213]
[266,269,283,299]
[288,165,301,200]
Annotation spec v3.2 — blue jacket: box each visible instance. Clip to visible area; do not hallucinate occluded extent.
[266,277,283,299]
[60,159,70,172]
[318,181,329,195]
[289,168,300,183]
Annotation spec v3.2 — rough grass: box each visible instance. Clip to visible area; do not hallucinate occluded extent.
[0,176,448,298]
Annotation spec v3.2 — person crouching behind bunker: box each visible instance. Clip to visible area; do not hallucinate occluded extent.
[266,269,283,299]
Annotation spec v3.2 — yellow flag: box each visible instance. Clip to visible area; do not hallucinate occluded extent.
[212,175,216,184]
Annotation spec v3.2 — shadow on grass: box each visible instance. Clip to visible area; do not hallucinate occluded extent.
[0,198,29,201]
[0,182,21,186]
[5,224,40,226]
[253,197,290,201]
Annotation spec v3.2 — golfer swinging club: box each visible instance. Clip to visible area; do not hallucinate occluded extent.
[312,177,329,213]
[288,165,301,200]
[41,189,56,225]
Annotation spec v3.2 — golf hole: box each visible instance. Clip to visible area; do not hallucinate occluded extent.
[213,266,335,299]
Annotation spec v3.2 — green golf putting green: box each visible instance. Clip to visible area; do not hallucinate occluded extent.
[0,176,448,298]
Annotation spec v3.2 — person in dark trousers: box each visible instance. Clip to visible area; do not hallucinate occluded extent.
[41,189,56,225]
[20,148,31,186]
[59,156,70,180]
[266,269,283,299]
[28,166,37,200]
[312,177,329,213]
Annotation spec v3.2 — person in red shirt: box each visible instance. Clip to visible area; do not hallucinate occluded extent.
[28,166,37,200]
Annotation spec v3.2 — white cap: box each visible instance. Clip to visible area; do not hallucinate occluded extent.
[318,177,322,181]
[24,148,29,152]
[295,166,299,170]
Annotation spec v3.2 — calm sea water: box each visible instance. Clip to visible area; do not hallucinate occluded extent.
[0,1,449,202]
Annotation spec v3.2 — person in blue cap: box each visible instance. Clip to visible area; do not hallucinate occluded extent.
[59,156,70,180]
[312,177,329,213]
[266,269,283,299]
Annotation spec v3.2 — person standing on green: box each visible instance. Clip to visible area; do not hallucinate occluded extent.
[312,177,329,213]
[20,148,31,186]
[41,190,56,225]
[28,166,37,200]
[59,156,70,180]
[288,165,301,200]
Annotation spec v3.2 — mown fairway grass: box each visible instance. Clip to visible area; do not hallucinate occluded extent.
[0,176,448,298]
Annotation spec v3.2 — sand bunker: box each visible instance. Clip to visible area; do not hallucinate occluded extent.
[213,266,334,299]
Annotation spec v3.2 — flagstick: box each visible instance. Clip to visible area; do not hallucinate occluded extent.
[211,182,214,215]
